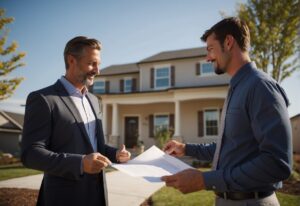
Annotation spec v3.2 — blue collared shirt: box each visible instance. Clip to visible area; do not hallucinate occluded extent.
[59,76,98,152]
[186,62,292,192]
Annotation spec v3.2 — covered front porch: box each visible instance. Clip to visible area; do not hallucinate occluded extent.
[98,86,228,149]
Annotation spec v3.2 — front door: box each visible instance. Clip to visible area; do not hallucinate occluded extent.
[125,117,139,148]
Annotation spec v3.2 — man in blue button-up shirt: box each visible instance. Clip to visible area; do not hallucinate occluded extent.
[161,17,292,206]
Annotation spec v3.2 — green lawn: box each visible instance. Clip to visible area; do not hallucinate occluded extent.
[0,164,116,181]
[150,187,300,206]
[0,164,42,181]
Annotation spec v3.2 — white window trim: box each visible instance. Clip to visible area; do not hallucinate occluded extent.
[203,108,219,137]
[93,79,106,93]
[198,61,215,76]
[123,77,133,93]
[154,64,171,89]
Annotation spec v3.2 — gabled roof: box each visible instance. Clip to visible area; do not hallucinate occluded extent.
[99,63,139,76]
[139,47,207,64]
[291,113,300,120]
[98,47,208,76]
[0,110,23,133]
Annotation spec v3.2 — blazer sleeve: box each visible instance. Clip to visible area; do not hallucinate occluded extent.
[21,92,83,180]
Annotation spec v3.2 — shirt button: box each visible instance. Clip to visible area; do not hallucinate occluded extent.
[212,186,216,189]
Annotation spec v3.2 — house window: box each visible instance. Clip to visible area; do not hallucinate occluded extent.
[204,109,219,136]
[93,81,105,94]
[124,79,132,93]
[200,62,214,75]
[155,67,170,88]
[154,114,169,133]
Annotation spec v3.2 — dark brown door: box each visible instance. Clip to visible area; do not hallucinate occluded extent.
[125,117,139,148]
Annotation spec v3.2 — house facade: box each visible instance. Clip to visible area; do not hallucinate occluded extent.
[291,114,300,154]
[0,110,24,156]
[92,47,230,149]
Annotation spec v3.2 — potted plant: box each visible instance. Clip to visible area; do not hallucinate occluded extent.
[154,127,172,149]
[136,140,144,154]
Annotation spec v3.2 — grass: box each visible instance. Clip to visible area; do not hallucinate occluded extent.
[0,163,116,181]
[150,167,300,206]
[0,163,42,181]
[150,187,300,206]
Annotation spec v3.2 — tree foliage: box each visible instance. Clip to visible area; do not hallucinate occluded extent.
[0,8,25,100]
[237,0,300,83]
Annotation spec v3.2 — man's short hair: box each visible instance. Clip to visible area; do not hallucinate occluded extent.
[201,17,250,52]
[64,36,101,69]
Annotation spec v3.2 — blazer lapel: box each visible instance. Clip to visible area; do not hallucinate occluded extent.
[54,81,94,152]
[86,93,105,154]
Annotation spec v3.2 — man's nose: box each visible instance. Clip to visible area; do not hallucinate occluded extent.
[94,66,100,75]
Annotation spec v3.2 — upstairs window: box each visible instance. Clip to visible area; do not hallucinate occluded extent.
[93,81,105,94]
[124,79,132,93]
[196,62,214,76]
[201,62,214,75]
[155,67,170,89]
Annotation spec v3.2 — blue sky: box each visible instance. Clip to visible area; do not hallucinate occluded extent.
[0,0,299,117]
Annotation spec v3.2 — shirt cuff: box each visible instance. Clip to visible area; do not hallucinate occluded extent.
[202,169,227,192]
[80,155,84,175]
[185,143,197,156]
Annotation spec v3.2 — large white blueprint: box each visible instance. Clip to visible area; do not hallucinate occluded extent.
[111,145,192,182]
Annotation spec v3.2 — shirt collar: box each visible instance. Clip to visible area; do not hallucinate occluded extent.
[59,76,87,97]
[230,62,256,89]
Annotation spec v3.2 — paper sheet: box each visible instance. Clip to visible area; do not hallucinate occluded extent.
[111,145,192,182]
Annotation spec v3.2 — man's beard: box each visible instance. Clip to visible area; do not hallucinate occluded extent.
[214,67,225,75]
[80,71,96,87]
[213,61,225,75]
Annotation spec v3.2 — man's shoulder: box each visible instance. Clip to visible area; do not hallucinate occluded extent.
[28,81,62,97]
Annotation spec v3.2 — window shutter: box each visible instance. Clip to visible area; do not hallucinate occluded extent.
[171,66,175,87]
[149,114,154,137]
[105,81,110,94]
[219,108,222,121]
[120,79,124,92]
[196,63,200,76]
[150,68,154,88]
[132,78,137,92]
[198,111,204,137]
[169,114,175,136]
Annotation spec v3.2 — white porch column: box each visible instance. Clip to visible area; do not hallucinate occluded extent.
[111,103,119,136]
[174,100,181,137]
[108,103,120,147]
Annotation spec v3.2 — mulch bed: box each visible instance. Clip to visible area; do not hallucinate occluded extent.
[0,180,299,206]
[0,188,38,206]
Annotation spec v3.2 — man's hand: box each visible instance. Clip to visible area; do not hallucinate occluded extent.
[83,153,112,174]
[116,144,131,163]
[163,140,186,157]
[161,169,206,194]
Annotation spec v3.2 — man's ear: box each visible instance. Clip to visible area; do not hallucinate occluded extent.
[67,55,76,67]
[225,35,234,51]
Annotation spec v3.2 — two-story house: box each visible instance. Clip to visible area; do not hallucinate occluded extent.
[92,47,230,149]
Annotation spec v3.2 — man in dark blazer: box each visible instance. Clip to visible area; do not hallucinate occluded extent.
[21,36,131,206]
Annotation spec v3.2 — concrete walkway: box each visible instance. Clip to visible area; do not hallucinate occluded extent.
[0,171,164,206]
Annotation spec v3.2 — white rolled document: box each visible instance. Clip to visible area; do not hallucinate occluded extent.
[111,145,192,182]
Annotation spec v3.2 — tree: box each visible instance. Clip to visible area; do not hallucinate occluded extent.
[0,8,25,100]
[237,0,300,83]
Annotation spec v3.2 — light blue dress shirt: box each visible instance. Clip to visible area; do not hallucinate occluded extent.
[59,76,97,152]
